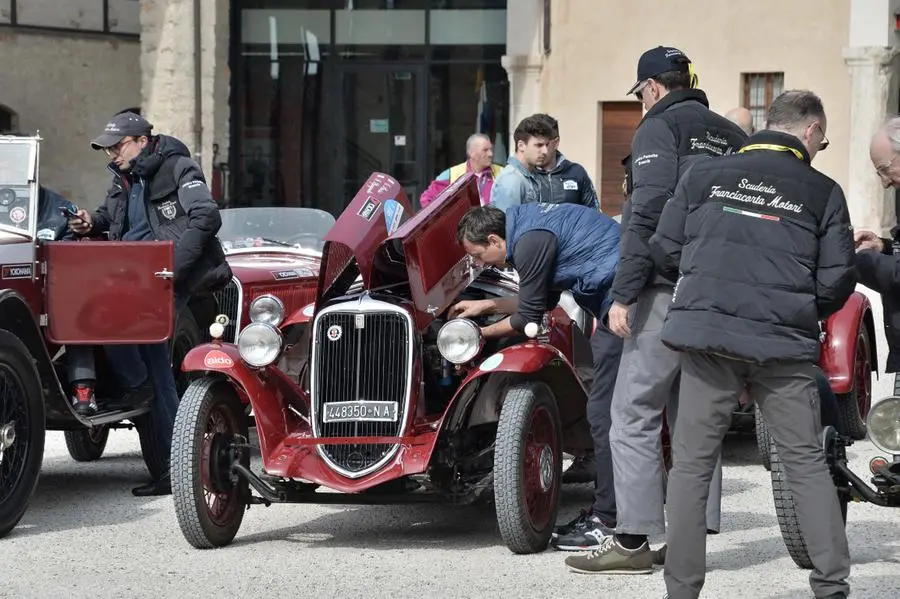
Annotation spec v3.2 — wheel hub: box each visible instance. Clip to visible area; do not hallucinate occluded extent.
[0,421,15,450]
[538,445,554,492]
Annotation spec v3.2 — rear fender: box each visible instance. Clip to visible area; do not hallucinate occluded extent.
[0,289,70,425]
[441,342,592,453]
[181,343,311,461]
[819,292,875,394]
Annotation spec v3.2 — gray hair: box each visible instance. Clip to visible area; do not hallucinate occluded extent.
[765,90,826,131]
[881,116,900,154]
[466,133,491,154]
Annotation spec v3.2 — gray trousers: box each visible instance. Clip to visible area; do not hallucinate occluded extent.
[609,287,722,535]
[664,352,850,599]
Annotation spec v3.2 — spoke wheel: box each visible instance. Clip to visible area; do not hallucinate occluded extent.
[0,334,45,539]
[172,377,249,549]
[64,425,110,462]
[837,326,872,440]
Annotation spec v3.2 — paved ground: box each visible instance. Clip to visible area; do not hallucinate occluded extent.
[5,424,900,599]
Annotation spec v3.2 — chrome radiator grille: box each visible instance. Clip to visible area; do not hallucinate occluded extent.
[213,277,242,342]
[311,301,411,477]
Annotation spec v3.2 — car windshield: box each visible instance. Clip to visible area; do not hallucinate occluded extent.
[0,141,36,233]
[218,207,335,252]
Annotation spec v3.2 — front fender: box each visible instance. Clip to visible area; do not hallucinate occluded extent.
[282,301,315,328]
[182,343,311,464]
[819,291,873,394]
[440,341,591,453]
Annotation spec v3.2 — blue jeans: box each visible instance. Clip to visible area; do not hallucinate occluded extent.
[105,295,186,472]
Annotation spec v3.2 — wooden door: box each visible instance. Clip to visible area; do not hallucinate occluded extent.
[598,102,642,216]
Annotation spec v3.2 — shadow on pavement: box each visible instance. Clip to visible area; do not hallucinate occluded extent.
[764,574,900,599]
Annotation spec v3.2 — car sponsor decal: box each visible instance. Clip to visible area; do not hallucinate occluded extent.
[383,198,405,234]
[154,199,186,222]
[1,264,32,279]
[9,206,26,224]
[204,350,235,369]
[326,324,342,341]
[479,353,503,371]
[357,196,381,221]
[301,303,315,317]
[273,269,301,280]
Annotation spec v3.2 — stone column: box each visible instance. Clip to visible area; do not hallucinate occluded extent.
[842,45,900,234]
[140,0,229,178]
[501,54,543,138]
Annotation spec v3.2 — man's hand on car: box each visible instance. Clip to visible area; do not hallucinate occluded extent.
[854,229,884,253]
[67,209,93,235]
[608,301,632,338]
[449,299,493,319]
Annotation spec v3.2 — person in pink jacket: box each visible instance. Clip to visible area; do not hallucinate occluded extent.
[419,133,504,208]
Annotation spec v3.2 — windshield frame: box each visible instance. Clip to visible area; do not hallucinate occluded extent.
[217,206,335,255]
[0,135,40,240]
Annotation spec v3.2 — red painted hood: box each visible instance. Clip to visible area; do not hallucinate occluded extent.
[226,251,321,285]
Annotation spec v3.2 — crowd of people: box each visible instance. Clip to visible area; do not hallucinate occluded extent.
[446,44,900,599]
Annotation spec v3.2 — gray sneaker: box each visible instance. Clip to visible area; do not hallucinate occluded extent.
[565,536,654,575]
[651,544,667,566]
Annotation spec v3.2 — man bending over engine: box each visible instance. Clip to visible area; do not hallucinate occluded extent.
[450,202,624,551]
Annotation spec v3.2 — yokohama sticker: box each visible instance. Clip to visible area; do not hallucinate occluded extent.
[357,196,381,221]
[204,350,234,369]
[326,325,342,341]
[2,264,33,279]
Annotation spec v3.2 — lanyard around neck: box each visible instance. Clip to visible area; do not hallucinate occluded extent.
[738,143,805,161]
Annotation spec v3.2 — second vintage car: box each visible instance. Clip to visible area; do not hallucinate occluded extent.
[171,172,598,554]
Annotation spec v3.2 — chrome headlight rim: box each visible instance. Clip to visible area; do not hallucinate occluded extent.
[237,322,284,368]
[437,318,484,365]
[249,294,285,327]
[866,396,900,455]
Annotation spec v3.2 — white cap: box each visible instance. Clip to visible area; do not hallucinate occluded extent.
[524,322,539,338]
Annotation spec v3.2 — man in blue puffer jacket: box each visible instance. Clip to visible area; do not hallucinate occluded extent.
[450,202,623,551]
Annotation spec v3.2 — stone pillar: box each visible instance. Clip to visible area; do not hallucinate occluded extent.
[842,45,900,234]
[140,0,229,178]
[501,0,544,155]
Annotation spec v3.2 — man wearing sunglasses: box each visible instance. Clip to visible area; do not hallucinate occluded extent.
[568,46,746,575]
[68,110,232,496]
[649,90,852,599]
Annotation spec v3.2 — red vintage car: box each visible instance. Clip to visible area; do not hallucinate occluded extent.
[171,172,597,554]
[0,134,189,538]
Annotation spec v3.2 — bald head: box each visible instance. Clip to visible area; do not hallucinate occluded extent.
[725,107,754,135]
[466,133,494,172]
[871,117,900,188]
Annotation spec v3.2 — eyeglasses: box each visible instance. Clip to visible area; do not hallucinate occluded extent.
[813,123,829,152]
[634,80,650,102]
[876,155,898,176]
[104,137,135,157]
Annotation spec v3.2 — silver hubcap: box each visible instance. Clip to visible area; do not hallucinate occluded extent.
[0,421,15,465]
[539,445,554,491]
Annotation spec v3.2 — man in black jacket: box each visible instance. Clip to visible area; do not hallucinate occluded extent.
[650,91,854,599]
[69,111,231,496]
[569,46,747,575]
[533,113,600,210]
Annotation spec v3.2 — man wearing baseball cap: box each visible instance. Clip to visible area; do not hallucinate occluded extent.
[68,109,231,496]
[564,46,747,575]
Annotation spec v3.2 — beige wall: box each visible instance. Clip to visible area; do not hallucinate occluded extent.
[540,0,852,193]
[0,31,140,209]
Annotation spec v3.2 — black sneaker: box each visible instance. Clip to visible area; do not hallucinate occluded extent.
[553,508,592,538]
[71,384,98,416]
[550,514,615,551]
[106,379,154,411]
[563,455,596,484]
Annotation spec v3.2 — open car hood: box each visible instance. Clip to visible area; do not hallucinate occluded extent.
[315,172,481,328]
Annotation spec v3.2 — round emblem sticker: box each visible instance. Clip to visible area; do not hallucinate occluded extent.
[326,325,342,341]
[480,353,504,371]
[9,207,26,225]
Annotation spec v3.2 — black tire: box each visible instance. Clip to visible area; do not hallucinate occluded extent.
[769,439,848,569]
[755,404,772,471]
[136,308,201,479]
[836,325,871,440]
[64,426,110,462]
[172,377,249,549]
[494,381,562,554]
[0,334,46,538]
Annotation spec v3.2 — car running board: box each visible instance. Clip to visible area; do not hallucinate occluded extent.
[77,404,153,428]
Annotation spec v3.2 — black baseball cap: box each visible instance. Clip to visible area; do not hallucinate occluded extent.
[626,46,692,95]
[90,111,153,150]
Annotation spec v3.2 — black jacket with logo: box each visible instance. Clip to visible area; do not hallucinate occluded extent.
[856,227,900,371]
[535,152,599,210]
[88,134,231,296]
[649,131,856,364]
[610,89,748,305]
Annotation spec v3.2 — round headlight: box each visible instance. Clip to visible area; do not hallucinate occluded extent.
[867,396,900,454]
[437,319,483,364]
[238,322,283,367]
[249,294,285,326]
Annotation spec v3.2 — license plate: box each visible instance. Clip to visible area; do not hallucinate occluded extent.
[322,401,398,423]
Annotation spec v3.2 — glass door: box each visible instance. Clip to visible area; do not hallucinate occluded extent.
[338,65,426,210]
